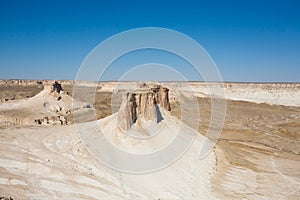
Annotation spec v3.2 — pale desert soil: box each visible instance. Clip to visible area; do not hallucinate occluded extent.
[0,81,299,199]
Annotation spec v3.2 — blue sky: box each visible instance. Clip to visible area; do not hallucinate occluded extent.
[0,0,299,82]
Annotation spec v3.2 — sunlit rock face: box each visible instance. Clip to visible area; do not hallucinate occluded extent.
[117,85,171,131]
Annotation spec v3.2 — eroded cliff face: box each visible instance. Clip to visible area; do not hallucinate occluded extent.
[117,85,171,131]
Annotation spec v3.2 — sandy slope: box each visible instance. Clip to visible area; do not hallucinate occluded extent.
[0,86,92,126]
[0,81,299,199]
[0,108,217,199]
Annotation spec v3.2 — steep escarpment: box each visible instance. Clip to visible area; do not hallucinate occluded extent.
[117,85,171,131]
[172,82,300,107]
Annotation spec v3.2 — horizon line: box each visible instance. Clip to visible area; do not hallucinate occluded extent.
[0,79,299,84]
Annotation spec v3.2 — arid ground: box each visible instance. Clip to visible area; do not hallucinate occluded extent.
[0,80,299,199]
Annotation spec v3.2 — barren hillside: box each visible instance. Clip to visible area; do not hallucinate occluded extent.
[0,80,299,199]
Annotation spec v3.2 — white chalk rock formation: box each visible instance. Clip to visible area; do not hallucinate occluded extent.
[0,81,92,126]
[117,85,171,131]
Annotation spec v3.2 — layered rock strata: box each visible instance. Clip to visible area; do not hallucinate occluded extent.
[117,85,171,131]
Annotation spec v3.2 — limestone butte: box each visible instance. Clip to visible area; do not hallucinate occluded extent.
[117,84,171,131]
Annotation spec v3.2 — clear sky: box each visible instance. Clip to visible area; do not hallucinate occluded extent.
[0,0,299,82]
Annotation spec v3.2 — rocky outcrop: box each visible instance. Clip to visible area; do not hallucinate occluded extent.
[50,81,63,100]
[51,81,63,94]
[117,85,171,131]
[35,116,68,125]
[153,86,171,111]
[0,81,79,127]
[0,196,14,200]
